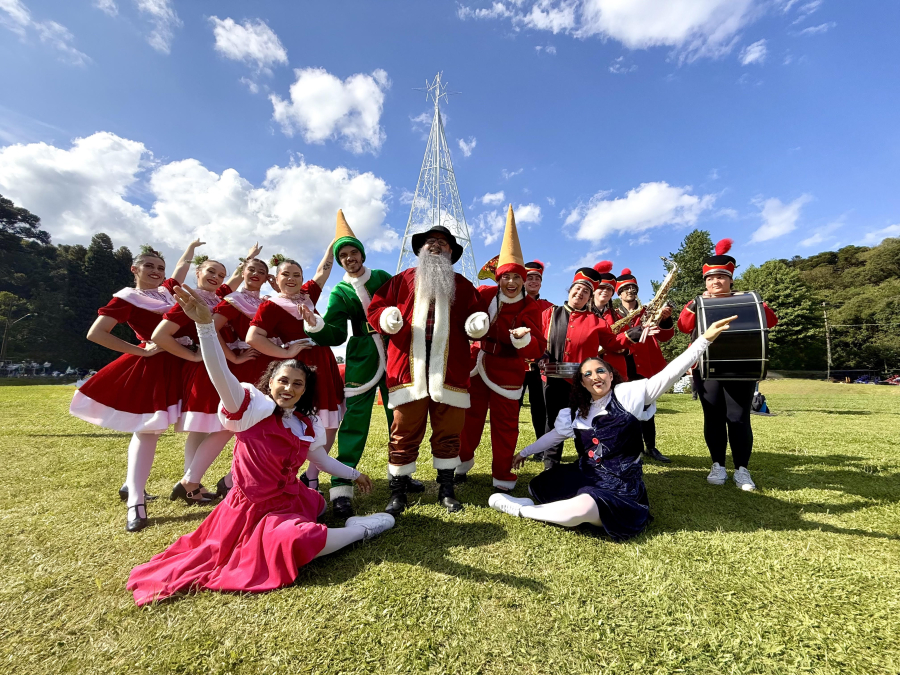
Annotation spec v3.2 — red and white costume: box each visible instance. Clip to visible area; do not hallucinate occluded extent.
[214,287,275,386]
[541,305,631,382]
[249,280,345,429]
[70,279,183,432]
[616,307,676,378]
[458,287,547,489]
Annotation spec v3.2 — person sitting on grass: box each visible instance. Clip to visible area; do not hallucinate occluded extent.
[127,286,394,607]
[488,315,736,542]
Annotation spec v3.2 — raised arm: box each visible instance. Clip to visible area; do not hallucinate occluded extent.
[311,240,336,289]
[172,238,205,284]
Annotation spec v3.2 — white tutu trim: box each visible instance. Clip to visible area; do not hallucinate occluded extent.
[175,411,226,433]
[316,404,345,430]
[70,390,179,433]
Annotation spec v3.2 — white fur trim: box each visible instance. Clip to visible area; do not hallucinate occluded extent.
[498,290,525,304]
[69,391,177,433]
[465,311,490,339]
[329,485,354,501]
[510,332,532,350]
[380,306,403,334]
[426,288,451,404]
[175,411,225,433]
[456,458,475,474]
[388,461,417,477]
[437,387,471,409]
[343,267,372,301]
[473,352,523,401]
[304,313,324,333]
[493,477,517,490]
[433,456,461,470]
[343,268,387,398]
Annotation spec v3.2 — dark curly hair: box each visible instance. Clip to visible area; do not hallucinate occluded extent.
[568,356,623,420]
[257,359,318,419]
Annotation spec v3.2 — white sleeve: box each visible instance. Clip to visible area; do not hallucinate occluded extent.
[197,321,246,413]
[306,418,361,480]
[216,383,278,432]
[518,408,574,457]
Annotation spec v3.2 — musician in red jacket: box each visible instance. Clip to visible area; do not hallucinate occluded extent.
[614,267,675,463]
[457,208,547,492]
[519,259,554,454]
[677,239,778,491]
[367,226,490,515]
[592,260,629,383]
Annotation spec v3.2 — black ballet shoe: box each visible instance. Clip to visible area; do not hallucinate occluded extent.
[216,476,232,500]
[332,496,354,519]
[436,469,464,514]
[453,473,468,485]
[198,484,220,500]
[407,478,426,493]
[118,486,158,502]
[299,472,325,497]
[126,503,148,533]
[492,485,512,495]
[643,447,671,463]
[169,482,213,506]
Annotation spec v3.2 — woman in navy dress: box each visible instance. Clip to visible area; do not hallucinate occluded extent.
[489,315,736,541]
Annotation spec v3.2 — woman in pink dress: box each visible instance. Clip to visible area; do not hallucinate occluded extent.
[127,286,394,606]
[69,240,203,532]
[246,245,345,492]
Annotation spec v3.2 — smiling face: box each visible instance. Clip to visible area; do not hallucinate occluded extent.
[338,245,363,275]
[593,286,614,308]
[131,255,166,289]
[424,233,452,258]
[705,273,732,297]
[579,358,614,400]
[499,272,524,298]
[268,364,307,409]
[242,259,268,292]
[619,284,638,303]
[568,283,592,310]
[278,263,304,294]
[196,261,226,292]
[525,272,542,296]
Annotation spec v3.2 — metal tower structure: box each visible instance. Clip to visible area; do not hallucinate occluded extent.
[397,72,477,281]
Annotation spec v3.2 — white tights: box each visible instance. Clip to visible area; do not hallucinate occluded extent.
[520,494,602,528]
[125,432,161,512]
[303,427,337,484]
[183,431,233,484]
[314,525,367,558]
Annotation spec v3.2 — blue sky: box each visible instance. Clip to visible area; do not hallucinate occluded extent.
[1,0,899,304]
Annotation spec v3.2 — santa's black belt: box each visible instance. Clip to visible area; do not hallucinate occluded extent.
[480,339,518,359]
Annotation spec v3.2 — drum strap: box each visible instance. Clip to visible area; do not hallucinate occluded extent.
[547,305,570,362]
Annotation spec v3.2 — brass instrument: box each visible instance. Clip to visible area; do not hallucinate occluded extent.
[609,258,678,334]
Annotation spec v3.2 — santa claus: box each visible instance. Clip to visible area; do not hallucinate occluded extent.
[367,226,490,514]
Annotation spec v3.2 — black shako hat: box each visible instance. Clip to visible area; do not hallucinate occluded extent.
[411,225,464,264]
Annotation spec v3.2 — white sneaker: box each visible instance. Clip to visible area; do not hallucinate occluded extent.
[707,462,727,485]
[488,493,535,517]
[733,467,757,491]
[345,513,395,540]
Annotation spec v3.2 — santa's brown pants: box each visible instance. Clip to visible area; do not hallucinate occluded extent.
[388,397,465,474]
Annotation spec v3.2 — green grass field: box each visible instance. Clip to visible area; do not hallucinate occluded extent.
[0,380,898,674]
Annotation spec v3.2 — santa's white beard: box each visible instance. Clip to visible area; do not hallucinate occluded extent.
[415,250,456,305]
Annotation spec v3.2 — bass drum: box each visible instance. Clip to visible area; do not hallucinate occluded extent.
[696,291,769,381]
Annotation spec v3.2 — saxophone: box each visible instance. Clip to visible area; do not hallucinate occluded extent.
[610,259,678,334]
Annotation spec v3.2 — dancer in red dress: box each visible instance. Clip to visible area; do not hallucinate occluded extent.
[127,286,394,606]
[69,239,203,532]
[152,254,233,505]
[246,244,344,493]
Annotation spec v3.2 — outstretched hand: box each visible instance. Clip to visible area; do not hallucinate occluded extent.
[354,473,373,494]
[246,241,263,260]
[299,305,317,327]
[174,285,213,324]
[703,315,738,342]
[512,452,527,470]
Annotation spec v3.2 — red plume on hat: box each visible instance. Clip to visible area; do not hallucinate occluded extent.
[703,238,737,278]
[593,260,613,275]
[715,238,733,256]
[620,268,631,276]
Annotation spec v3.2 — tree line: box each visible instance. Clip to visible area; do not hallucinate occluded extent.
[2,194,898,373]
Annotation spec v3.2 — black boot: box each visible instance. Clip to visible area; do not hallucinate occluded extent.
[332,496,354,518]
[408,478,426,493]
[385,475,409,516]
[643,447,671,463]
[453,472,468,485]
[436,469,464,513]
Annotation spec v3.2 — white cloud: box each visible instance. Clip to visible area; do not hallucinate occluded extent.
[859,224,900,246]
[135,0,181,54]
[271,68,391,155]
[798,21,835,35]
[535,44,557,54]
[481,191,505,205]
[521,0,578,33]
[94,0,118,16]
[565,248,610,271]
[399,189,416,205]
[502,168,523,180]
[0,132,399,267]
[458,136,477,157]
[566,182,715,243]
[790,0,822,23]
[546,196,556,206]
[740,38,767,65]
[458,2,512,19]
[716,207,739,219]
[210,17,287,72]
[749,193,812,243]
[0,0,90,65]
[609,56,637,74]
[473,202,542,245]
[800,218,842,247]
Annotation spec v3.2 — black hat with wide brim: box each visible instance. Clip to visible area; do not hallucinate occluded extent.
[411,225,464,264]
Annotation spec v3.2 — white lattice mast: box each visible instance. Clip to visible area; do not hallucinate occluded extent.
[397,72,477,281]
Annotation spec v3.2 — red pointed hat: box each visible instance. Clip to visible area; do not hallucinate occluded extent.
[615,267,638,294]
[702,238,736,278]
[572,267,602,292]
[593,260,616,290]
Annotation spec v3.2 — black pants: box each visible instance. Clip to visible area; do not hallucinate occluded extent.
[520,367,548,440]
[543,377,575,466]
[692,371,754,469]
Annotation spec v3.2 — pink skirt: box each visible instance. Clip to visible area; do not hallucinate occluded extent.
[127,484,327,606]
[297,346,345,429]
[70,349,183,433]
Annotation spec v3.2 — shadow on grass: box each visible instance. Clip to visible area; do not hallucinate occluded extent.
[782,409,873,415]
[28,432,131,438]
[298,512,544,593]
[654,408,681,415]
[644,451,900,541]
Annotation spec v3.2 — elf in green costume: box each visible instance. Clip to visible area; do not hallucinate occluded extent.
[301,210,422,517]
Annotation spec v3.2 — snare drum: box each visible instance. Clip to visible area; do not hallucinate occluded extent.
[541,362,581,379]
[695,291,769,381]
